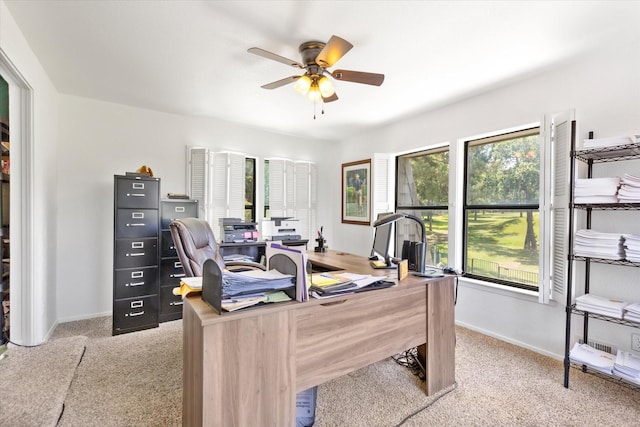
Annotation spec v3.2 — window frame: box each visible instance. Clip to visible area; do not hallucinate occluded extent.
[461,126,541,292]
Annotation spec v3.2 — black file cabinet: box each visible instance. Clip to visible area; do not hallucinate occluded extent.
[113,175,160,335]
[159,198,198,322]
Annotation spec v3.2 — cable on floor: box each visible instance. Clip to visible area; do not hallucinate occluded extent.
[393,381,458,427]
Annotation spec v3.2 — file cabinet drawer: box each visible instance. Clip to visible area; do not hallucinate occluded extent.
[115,177,159,209]
[161,200,198,229]
[115,209,159,238]
[161,230,177,257]
[160,258,186,285]
[159,285,183,317]
[114,267,158,300]
[114,238,158,269]
[113,295,158,333]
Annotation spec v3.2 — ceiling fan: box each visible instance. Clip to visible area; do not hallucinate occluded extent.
[247,35,384,104]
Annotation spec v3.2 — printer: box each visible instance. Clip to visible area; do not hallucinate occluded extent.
[219,218,259,243]
[261,217,302,241]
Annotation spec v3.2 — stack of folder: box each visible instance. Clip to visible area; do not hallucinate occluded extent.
[575,293,628,319]
[623,234,640,262]
[618,173,640,203]
[623,303,640,323]
[574,229,625,260]
[582,135,637,149]
[569,343,615,375]
[613,351,640,385]
[574,177,620,204]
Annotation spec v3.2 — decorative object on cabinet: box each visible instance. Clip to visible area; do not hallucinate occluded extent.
[113,174,161,335]
[159,198,198,322]
[564,130,640,390]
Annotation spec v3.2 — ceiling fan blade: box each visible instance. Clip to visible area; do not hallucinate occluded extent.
[315,35,353,68]
[261,76,300,90]
[331,69,385,86]
[322,93,339,103]
[247,47,304,69]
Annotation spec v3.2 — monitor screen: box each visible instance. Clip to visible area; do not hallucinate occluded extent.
[371,213,393,266]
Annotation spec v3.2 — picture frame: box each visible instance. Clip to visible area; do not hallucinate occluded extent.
[341,159,371,225]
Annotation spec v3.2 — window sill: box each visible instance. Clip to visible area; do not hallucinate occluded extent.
[458,276,553,304]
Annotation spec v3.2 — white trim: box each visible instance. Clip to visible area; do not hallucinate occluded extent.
[0,48,37,345]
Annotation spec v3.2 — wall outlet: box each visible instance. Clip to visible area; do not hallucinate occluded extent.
[632,333,640,352]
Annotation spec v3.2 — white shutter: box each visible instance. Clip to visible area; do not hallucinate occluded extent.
[269,159,285,217]
[372,153,394,218]
[285,160,296,218]
[227,153,246,220]
[540,110,575,303]
[187,146,211,220]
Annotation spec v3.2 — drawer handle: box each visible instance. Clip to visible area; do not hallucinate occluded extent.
[128,311,145,317]
[127,193,146,197]
[175,207,185,212]
[171,273,186,278]
[126,223,145,227]
[128,281,145,287]
[131,271,144,278]
[320,300,347,307]
[127,252,145,257]
[170,301,184,306]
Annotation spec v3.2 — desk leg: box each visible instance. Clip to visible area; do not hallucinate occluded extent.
[423,278,456,395]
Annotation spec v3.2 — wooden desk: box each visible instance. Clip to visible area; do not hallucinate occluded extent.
[182,250,455,427]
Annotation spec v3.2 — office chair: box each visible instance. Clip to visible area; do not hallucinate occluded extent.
[169,217,265,277]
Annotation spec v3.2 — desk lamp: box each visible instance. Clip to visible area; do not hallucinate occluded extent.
[373,213,429,276]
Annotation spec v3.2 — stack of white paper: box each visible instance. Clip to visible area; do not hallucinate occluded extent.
[623,302,640,323]
[574,177,620,204]
[575,293,628,319]
[623,234,640,262]
[613,350,640,385]
[583,135,635,149]
[574,229,625,260]
[569,343,615,374]
[618,173,640,203]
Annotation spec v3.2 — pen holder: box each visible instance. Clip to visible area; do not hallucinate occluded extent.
[314,237,327,252]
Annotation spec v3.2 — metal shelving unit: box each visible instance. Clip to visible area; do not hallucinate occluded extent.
[563,136,640,390]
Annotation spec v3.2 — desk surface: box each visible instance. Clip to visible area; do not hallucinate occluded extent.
[182,249,455,427]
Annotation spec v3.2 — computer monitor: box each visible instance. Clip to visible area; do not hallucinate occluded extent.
[371,213,393,267]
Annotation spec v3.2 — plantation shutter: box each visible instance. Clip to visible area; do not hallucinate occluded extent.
[539,110,575,303]
[268,159,286,217]
[187,148,246,236]
[372,153,394,218]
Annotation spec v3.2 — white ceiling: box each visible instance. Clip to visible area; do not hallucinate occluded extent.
[4,0,639,141]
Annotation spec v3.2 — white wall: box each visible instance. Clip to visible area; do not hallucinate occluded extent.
[0,0,59,344]
[55,95,336,321]
[330,36,640,358]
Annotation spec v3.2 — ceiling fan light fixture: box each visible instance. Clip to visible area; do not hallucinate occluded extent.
[294,75,311,94]
[318,76,335,97]
[307,84,322,102]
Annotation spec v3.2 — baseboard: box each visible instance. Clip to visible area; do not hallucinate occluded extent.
[455,320,563,361]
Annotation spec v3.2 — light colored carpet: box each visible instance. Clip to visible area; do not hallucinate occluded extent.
[6,316,640,426]
[0,335,87,427]
[54,318,182,427]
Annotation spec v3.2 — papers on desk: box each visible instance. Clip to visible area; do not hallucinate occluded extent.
[309,272,395,298]
[173,269,295,311]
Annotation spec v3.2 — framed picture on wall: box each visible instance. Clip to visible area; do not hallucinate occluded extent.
[341,159,371,225]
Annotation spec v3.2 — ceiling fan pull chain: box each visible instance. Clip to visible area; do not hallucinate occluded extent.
[313,100,317,120]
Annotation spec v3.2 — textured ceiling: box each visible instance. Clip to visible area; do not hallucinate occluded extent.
[4,0,639,141]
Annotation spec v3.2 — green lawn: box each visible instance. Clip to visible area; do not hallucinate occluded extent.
[423,211,539,273]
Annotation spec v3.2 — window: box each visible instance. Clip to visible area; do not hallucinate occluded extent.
[463,127,540,291]
[264,159,270,217]
[245,157,256,222]
[395,147,449,267]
